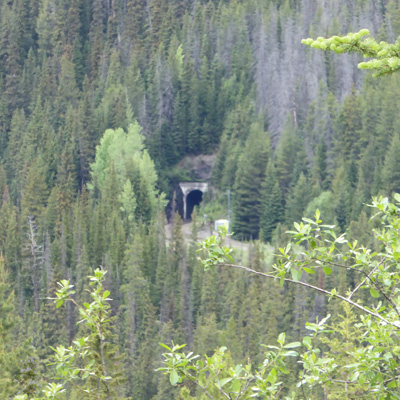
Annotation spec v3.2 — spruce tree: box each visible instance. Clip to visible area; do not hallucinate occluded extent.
[284,173,312,225]
[0,254,34,399]
[275,117,299,197]
[334,87,363,161]
[382,133,400,194]
[259,160,284,243]
[232,122,270,240]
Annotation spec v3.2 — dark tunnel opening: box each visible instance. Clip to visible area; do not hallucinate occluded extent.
[186,190,203,219]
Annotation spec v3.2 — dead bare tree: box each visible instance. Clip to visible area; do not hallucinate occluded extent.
[27,216,43,313]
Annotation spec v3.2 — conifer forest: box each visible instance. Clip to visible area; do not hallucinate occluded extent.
[4,0,400,398]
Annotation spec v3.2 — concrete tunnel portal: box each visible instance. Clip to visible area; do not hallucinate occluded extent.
[179,182,208,220]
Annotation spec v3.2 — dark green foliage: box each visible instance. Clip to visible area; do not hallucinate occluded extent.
[2,1,400,399]
[284,173,312,225]
[334,88,363,161]
[232,122,270,240]
[382,133,400,194]
[259,161,284,242]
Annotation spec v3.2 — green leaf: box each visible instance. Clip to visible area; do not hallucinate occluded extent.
[278,365,289,374]
[394,193,400,203]
[388,380,398,388]
[218,377,232,388]
[370,288,380,298]
[170,370,179,385]
[226,254,234,263]
[284,342,301,349]
[393,252,400,261]
[291,268,300,282]
[323,267,332,275]
[278,332,286,345]
[303,267,315,274]
[159,343,172,352]
[232,379,241,393]
[282,350,298,357]
[303,336,312,349]
[267,368,277,384]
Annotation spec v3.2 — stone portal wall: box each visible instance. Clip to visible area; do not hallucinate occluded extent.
[179,182,208,219]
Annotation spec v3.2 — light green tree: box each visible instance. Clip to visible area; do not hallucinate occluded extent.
[89,124,164,224]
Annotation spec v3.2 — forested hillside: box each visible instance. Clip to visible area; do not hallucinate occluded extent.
[2,0,400,398]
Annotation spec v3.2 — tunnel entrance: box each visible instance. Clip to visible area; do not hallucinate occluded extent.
[186,190,203,219]
[178,182,208,221]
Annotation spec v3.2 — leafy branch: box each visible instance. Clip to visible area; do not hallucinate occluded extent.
[302,29,400,77]
[185,195,400,397]
[157,336,300,400]
[14,268,116,400]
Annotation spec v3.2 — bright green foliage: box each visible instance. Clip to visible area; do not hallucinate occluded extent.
[302,29,400,77]
[90,124,146,192]
[158,337,299,400]
[28,268,128,400]
[180,195,400,398]
[89,124,162,223]
[316,303,369,399]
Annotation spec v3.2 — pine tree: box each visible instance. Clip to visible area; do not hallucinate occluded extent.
[334,87,363,161]
[89,0,106,77]
[193,313,220,357]
[311,142,329,191]
[21,157,50,221]
[0,253,34,398]
[0,1,23,116]
[382,133,400,194]
[284,173,312,225]
[232,122,270,240]
[332,164,354,232]
[131,304,158,400]
[1,200,21,282]
[0,252,18,398]
[275,117,299,197]
[6,108,27,196]
[259,160,284,242]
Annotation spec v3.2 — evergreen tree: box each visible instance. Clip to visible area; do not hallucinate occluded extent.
[131,304,158,400]
[334,87,363,161]
[284,173,312,225]
[332,164,354,232]
[382,133,400,194]
[259,160,284,242]
[0,254,33,399]
[275,117,299,197]
[232,122,270,240]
